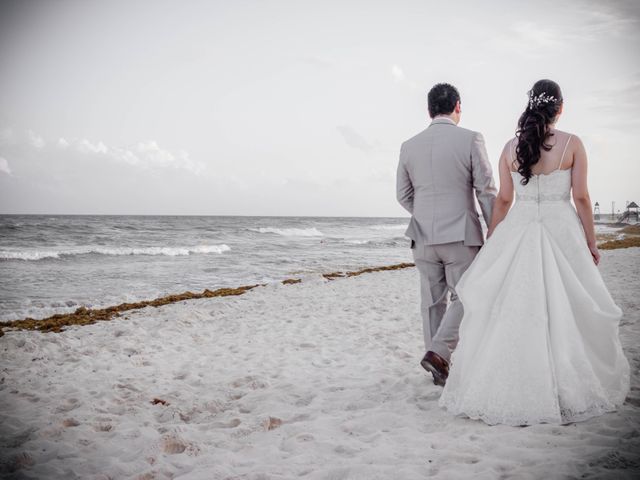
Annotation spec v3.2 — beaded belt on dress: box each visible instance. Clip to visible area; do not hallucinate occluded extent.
[516,193,571,203]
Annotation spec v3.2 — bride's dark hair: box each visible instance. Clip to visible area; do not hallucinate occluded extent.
[515,79,563,185]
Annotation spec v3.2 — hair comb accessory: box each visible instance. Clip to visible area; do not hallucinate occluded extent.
[528,91,557,109]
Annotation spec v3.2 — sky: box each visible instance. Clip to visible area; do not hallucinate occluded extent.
[0,0,638,217]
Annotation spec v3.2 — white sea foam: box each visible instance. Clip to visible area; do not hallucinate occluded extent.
[251,227,324,237]
[370,224,408,230]
[0,244,231,261]
[0,250,63,260]
[595,224,623,234]
[345,238,407,247]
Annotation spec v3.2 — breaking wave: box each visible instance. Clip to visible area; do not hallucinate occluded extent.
[0,244,231,261]
[250,227,324,237]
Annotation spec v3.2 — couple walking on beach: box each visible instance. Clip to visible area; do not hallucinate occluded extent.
[396,80,630,426]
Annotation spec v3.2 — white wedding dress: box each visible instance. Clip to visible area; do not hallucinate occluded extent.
[439,144,630,426]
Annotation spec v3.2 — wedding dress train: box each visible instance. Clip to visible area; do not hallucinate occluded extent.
[439,159,630,426]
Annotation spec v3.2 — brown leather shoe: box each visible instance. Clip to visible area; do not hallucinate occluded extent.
[420,351,449,387]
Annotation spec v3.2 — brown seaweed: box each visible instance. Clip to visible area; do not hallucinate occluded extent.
[0,262,416,335]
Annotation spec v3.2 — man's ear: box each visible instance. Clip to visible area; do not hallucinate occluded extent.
[454,100,461,114]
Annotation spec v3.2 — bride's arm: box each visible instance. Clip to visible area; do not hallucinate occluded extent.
[487,145,514,238]
[571,136,600,265]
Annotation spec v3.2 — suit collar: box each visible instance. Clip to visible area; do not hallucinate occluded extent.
[429,117,457,127]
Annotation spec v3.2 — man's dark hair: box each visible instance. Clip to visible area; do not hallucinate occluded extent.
[427,83,460,118]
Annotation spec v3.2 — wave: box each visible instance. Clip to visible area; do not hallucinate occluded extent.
[250,227,324,237]
[369,224,408,230]
[595,224,623,234]
[0,244,231,261]
[344,237,407,247]
[0,222,24,230]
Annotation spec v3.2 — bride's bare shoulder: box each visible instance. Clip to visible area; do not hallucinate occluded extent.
[503,136,517,148]
[501,137,517,166]
[551,128,581,142]
[501,137,517,155]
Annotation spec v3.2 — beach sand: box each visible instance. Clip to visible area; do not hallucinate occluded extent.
[1,249,639,479]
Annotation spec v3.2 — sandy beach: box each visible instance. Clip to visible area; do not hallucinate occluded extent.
[1,248,639,479]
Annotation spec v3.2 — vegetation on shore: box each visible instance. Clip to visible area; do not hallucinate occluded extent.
[0,262,415,336]
[599,237,640,250]
[598,224,640,250]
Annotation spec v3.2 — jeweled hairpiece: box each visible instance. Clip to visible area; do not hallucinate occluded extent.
[528,91,557,109]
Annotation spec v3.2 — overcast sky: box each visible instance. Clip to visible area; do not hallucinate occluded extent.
[0,0,638,217]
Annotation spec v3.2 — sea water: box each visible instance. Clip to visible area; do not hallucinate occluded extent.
[0,215,412,321]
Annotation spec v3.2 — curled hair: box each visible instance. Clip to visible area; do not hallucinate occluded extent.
[427,83,460,118]
[515,79,563,185]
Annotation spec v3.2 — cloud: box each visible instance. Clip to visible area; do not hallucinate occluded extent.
[485,22,563,56]
[336,125,373,153]
[27,130,45,149]
[391,64,405,82]
[130,140,203,174]
[483,1,639,59]
[487,3,640,57]
[1,129,205,175]
[0,128,16,145]
[0,157,11,175]
[76,138,108,155]
[584,77,640,127]
[511,22,561,48]
[577,0,640,35]
[390,64,417,89]
[104,140,204,174]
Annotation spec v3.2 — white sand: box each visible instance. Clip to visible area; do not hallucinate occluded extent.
[1,249,639,480]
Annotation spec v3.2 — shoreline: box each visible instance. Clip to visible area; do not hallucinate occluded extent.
[3,226,640,335]
[0,262,415,335]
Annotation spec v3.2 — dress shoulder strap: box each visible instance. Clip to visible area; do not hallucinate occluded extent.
[557,135,572,170]
[509,137,516,166]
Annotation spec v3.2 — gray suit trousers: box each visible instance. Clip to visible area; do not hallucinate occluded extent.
[412,241,479,362]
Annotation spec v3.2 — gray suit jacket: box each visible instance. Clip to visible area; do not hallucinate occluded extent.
[396,117,497,247]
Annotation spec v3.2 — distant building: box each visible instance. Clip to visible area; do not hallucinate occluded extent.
[627,201,639,223]
[594,201,600,220]
[619,201,639,224]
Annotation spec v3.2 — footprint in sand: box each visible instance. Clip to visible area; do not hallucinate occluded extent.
[312,358,346,368]
[294,394,315,407]
[211,418,242,429]
[230,375,270,390]
[160,434,188,454]
[5,452,35,472]
[62,418,80,427]
[93,422,113,432]
[55,397,80,413]
[264,416,282,430]
[334,444,359,456]
[296,433,314,442]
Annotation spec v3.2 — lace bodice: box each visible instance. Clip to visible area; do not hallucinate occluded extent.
[508,134,573,204]
[511,169,572,203]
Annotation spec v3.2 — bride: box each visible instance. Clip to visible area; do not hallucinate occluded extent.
[438,79,630,426]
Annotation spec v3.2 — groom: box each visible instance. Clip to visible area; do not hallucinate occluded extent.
[396,83,497,386]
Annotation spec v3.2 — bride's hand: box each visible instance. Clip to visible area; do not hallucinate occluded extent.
[589,244,600,266]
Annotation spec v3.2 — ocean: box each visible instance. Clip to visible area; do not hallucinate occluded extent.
[0,215,412,322]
